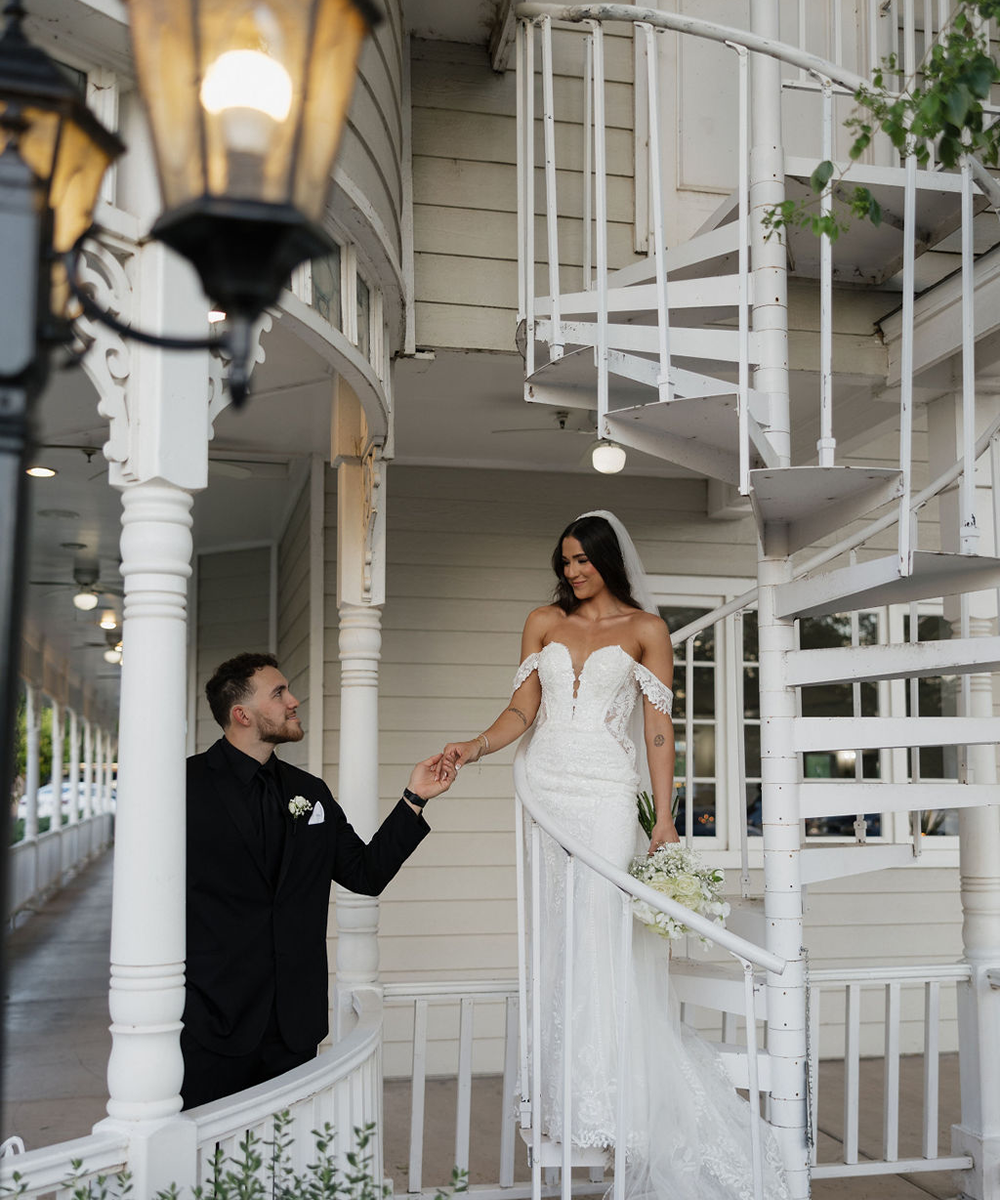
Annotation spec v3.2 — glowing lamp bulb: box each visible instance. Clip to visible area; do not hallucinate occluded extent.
[591,440,627,474]
[73,590,99,611]
[200,50,293,154]
[99,611,118,630]
[104,648,123,665]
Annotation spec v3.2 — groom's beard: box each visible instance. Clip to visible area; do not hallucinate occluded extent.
[256,712,305,744]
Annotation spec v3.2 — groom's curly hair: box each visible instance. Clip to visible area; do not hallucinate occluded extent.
[551,515,640,614]
[206,652,279,728]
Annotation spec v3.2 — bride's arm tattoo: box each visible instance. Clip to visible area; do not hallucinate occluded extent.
[507,706,529,727]
[654,734,665,746]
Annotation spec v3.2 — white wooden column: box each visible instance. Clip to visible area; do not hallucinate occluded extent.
[67,708,80,825]
[749,0,790,466]
[332,381,387,1038]
[23,682,40,841]
[103,728,114,813]
[758,526,809,1199]
[104,481,194,1128]
[929,393,1000,1199]
[50,699,64,820]
[81,718,94,820]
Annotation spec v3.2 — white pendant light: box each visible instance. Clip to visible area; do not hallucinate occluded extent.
[591,440,627,474]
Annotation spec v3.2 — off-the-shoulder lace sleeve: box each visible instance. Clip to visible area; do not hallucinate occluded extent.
[512,652,540,692]
[634,661,673,715]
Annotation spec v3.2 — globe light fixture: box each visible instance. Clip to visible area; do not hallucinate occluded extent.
[25,464,56,477]
[73,588,99,611]
[103,646,123,665]
[591,440,627,474]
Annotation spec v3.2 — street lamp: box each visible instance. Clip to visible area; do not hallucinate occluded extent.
[0,0,380,1056]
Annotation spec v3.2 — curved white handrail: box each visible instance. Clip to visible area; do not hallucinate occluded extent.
[0,988,384,1199]
[513,753,785,974]
[188,985,383,1140]
[668,407,1000,648]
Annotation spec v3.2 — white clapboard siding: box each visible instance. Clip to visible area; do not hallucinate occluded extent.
[411,28,644,353]
[277,479,312,771]
[337,0,404,264]
[194,547,272,753]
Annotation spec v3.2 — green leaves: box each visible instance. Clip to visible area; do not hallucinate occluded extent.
[11,1118,468,1200]
[764,0,1000,243]
[809,160,835,193]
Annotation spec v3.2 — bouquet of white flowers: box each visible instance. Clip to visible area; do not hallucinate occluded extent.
[628,844,730,944]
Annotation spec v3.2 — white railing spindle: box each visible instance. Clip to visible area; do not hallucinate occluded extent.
[540,16,563,359]
[923,979,941,1158]
[612,891,633,1200]
[409,998,429,1191]
[639,22,672,402]
[883,981,901,1161]
[844,982,861,1164]
[561,853,575,1200]
[455,997,474,1173]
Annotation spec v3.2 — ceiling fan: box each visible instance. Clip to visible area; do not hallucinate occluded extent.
[29,557,123,609]
[490,408,598,438]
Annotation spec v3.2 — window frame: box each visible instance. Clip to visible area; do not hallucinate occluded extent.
[647,576,962,867]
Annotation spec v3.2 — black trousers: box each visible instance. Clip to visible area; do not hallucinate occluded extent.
[180,1007,316,1109]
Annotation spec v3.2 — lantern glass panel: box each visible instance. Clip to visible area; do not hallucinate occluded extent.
[126,0,203,211]
[293,0,368,219]
[198,1,308,203]
[10,106,59,181]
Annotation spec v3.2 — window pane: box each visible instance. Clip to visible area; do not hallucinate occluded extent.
[743,666,759,719]
[357,276,371,358]
[692,664,715,717]
[311,244,341,328]
[745,784,763,836]
[744,724,761,777]
[743,611,758,662]
[675,782,716,837]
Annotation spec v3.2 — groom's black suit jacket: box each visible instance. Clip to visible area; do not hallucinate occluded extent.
[184,738,428,1056]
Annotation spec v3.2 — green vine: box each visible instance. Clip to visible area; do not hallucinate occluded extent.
[763,0,1000,242]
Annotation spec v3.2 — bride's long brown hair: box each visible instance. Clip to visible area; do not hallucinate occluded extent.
[551,515,641,614]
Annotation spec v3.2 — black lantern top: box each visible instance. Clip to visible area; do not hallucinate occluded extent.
[127,0,381,322]
[0,1,124,318]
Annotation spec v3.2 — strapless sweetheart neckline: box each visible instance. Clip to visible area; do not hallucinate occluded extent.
[540,640,638,690]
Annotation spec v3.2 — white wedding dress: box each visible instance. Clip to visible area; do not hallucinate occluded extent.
[514,641,789,1200]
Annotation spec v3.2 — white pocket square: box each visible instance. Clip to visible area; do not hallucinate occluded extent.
[307,800,325,825]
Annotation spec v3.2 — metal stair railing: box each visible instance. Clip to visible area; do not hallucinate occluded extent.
[515,2,998,561]
[513,751,786,1200]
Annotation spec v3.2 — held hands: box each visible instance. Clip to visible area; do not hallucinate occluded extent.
[437,739,483,779]
[408,754,457,801]
[648,818,681,855]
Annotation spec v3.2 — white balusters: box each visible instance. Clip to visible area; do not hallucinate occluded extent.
[540,17,563,361]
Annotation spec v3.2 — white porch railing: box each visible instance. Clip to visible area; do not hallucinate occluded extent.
[807,964,973,1179]
[0,986,383,1199]
[384,981,524,1198]
[7,811,114,925]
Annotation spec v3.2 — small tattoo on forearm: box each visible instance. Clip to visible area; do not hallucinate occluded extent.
[654,734,665,746]
[507,706,529,726]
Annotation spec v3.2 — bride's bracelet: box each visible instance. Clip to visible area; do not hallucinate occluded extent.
[474,732,490,760]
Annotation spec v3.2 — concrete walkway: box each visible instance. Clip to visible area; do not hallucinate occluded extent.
[3,851,113,1149]
[3,856,964,1199]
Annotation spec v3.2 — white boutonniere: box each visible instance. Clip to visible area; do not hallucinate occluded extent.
[288,795,313,820]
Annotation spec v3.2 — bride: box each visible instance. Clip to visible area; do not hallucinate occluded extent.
[441,511,789,1200]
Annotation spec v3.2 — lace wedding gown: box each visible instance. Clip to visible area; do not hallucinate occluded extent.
[514,641,789,1200]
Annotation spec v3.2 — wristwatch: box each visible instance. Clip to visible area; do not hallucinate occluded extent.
[402,787,428,809]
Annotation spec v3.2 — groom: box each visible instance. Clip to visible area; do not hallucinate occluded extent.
[181,651,453,1108]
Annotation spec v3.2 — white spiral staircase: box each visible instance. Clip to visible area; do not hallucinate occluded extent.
[514,4,1000,1198]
